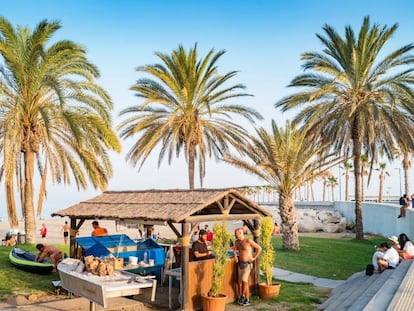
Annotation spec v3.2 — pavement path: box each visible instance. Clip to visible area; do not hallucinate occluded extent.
[272,267,345,289]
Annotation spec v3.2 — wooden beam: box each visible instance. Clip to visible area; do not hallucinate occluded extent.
[167,220,181,238]
[184,214,261,223]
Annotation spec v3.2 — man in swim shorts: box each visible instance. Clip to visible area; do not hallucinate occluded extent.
[233,227,262,306]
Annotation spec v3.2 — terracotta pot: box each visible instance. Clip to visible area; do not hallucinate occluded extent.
[258,282,281,299]
[201,293,227,311]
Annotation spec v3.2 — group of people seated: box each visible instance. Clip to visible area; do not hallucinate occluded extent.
[372,233,414,273]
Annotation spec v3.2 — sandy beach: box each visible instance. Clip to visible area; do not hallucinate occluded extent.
[0,218,247,246]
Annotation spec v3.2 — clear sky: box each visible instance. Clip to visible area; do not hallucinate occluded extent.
[0,0,413,219]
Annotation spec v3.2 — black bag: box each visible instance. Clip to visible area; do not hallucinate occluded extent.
[400,196,405,206]
[365,264,374,276]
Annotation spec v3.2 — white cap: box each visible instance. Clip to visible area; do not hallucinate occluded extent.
[388,235,399,244]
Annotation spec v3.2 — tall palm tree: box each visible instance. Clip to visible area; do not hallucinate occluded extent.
[376,162,390,203]
[341,161,353,201]
[359,155,370,202]
[327,175,338,201]
[118,44,262,189]
[0,18,121,243]
[400,150,411,196]
[224,120,339,250]
[276,17,414,239]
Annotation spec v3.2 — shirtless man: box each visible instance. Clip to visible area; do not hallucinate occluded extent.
[35,244,64,272]
[233,227,262,306]
[60,221,70,245]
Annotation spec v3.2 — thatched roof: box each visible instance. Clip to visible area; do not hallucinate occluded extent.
[52,188,272,224]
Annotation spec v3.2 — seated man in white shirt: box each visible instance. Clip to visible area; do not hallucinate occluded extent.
[377,241,400,272]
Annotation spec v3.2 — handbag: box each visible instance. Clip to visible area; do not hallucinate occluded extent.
[365,264,374,276]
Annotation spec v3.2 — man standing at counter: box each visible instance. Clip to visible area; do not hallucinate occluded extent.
[233,227,262,306]
[192,229,213,261]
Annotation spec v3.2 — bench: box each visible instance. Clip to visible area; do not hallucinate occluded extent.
[318,259,414,311]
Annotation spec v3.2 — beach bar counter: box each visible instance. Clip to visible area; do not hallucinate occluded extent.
[75,234,165,283]
[52,188,271,310]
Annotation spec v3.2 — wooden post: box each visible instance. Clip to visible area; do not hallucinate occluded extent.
[180,223,191,311]
[252,219,260,291]
[69,218,77,258]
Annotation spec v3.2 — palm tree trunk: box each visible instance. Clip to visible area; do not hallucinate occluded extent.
[403,153,410,195]
[353,126,364,240]
[5,178,18,229]
[379,175,384,203]
[345,173,349,201]
[23,150,36,243]
[188,146,195,190]
[278,192,299,250]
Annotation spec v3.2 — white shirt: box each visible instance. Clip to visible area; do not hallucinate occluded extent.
[383,247,400,268]
[372,250,384,270]
[403,241,414,256]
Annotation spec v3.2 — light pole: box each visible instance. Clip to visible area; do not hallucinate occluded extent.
[394,168,402,195]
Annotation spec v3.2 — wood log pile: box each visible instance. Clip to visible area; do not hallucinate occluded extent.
[84,255,115,276]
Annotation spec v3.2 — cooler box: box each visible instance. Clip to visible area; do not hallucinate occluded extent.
[76,234,137,261]
[136,238,165,265]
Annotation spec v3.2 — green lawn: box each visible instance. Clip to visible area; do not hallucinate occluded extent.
[274,235,384,279]
[0,235,385,310]
[0,244,67,297]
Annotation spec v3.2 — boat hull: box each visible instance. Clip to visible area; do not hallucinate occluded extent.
[9,248,54,275]
[58,258,157,307]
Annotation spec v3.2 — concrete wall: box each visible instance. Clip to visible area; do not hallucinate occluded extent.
[334,201,414,238]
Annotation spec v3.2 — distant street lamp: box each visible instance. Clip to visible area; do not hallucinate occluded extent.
[386,187,391,202]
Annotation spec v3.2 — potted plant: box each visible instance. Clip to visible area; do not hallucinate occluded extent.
[258,216,281,299]
[201,221,232,311]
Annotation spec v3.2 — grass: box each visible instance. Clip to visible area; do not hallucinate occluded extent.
[274,235,385,279]
[0,244,67,299]
[0,235,387,310]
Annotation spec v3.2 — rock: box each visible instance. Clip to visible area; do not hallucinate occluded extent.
[27,294,38,302]
[7,295,29,305]
[269,207,351,233]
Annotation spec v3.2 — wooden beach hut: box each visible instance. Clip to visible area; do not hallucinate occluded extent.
[52,188,272,310]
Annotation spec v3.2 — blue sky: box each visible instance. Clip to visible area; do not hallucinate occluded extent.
[0,0,413,218]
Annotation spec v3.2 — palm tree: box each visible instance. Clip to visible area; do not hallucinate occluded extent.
[224,120,339,250]
[327,175,338,201]
[0,18,121,243]
[360,155,370,202]
[376,162,390,203]
[320,171,332,201]
[401,150,411,196]
[276,17,414,240]
[342,161,353,201]
[118,44,262,189]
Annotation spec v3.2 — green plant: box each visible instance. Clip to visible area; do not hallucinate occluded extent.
[209,222,232,297]
[260,216,275,285]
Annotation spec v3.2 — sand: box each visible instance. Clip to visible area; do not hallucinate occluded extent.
[0,218,178,245]
[0,218,248,245]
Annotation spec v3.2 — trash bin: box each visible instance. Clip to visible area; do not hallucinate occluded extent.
[17,232,26,245]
